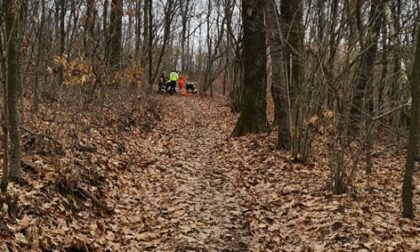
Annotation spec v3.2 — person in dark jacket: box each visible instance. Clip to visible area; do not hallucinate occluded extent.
[158,72,167,93]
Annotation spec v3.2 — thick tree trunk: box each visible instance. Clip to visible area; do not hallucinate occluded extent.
[280,0,305,159]
[402,19,420,219]
[265,0,290,149]
[232,0,269,136]
[281,0,304,105]
[84,0,96,57]
[4,0,22,182]
[0,24,9,192]
[109,0,123,70]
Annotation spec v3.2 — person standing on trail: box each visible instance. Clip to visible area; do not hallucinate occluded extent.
[169,71,178,95]
[158,72,167,93]
[178,73,185,91]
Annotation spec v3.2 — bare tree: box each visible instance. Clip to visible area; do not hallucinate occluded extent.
[265,0,290,149]
[180,0,191,72]
[201,0,227,96]
[58,0,65,86]
[402,16,420,219]
[281,0,307,159]
[0,8,9,191]
[33,0,46,113]
[109,0,123,70]
[3,0,22,182]
[232,0,269,136]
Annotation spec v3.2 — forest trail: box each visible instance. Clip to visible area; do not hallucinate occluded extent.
[114,96,419,251]
[125,96,249,251]
[3,96,419,251]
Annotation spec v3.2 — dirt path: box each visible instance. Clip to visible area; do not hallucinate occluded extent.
[113,96,419,252]
[6,95,419,251]
[125,96,249,251]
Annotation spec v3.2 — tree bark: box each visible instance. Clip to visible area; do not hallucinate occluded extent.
[280,0,305,159]
[3,0,22,182]
[180,0,190,72]
[58,0,65,86]
[378,12,388,109]
[402,18,420,219]
[147,0,153,95]
[232,0,269,136]
[84,0,96,57]
[33,0,46,113]
[134,0,142,62]
[109,0,123,70]
[265,0,290,149]
[0,18,9,192]
[281,0,304,105]
[103,0,109,58]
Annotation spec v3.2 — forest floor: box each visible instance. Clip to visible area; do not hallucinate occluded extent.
[1,96,420,251]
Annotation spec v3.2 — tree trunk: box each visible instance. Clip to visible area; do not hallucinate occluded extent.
[58,0,65,86]
[351,0,382,173]
[33,0,46,113]
[232,0,269,136]
[109,0,123,70]
[103,0,109,58]
[84,0,96,57]
[386,1,407,131]
[147,0,153,95]
[4,0,22,182]
[378,12,388,109]
[280,0,305,159]
[402,18,420,219]
[135,0,142,62]
[0,22,9,192]
[281,0,303,105]
[150,0,177,88]
[141,0,149,67]
[350,0,382,134]
[265,0,290,149]
[180,0,190,72]
[325,0,339,109]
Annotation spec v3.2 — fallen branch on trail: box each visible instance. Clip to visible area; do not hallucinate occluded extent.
[19,125,61,146]
[56,178,114,214]
[76,186,114,214]
[74,141,97,153]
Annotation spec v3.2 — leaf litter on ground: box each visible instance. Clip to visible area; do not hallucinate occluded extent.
[0,96,419,251]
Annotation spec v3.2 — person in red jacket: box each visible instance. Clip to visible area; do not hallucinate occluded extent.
[178,74,185,91]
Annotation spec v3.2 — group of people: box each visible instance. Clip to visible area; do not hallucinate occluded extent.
[158,71,197,95]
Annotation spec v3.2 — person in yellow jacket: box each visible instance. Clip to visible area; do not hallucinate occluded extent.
[169,71,179,95]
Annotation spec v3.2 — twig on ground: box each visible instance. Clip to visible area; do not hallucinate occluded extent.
[76,186,114,213]
[19,125,61,145]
